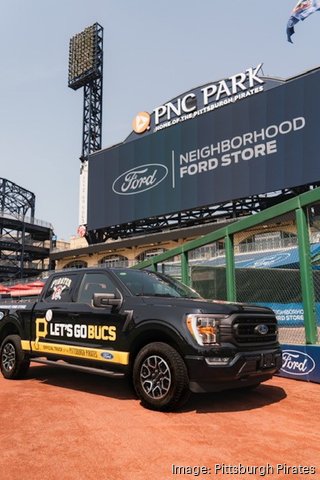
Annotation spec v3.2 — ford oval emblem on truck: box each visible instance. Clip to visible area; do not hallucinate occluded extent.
[281,349,316,376]
[112,164,168,195]
[255,324,269,335]
[101,352,114,360]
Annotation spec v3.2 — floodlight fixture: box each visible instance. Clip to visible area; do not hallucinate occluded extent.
[68,23,103,90]
[68,23,104,232]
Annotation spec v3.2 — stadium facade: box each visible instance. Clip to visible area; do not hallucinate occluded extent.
[52,64,320,269]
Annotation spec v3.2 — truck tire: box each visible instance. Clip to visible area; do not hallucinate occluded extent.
[0,335,30,379]
[133,342,190,411]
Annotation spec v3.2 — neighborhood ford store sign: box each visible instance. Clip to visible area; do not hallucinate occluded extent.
[88,66,320,231]
[279,345,320,384]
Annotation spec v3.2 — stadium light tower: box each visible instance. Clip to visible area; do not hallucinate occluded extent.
[68,23,103,235]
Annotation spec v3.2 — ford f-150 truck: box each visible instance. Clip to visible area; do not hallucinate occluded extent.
[0,268,282,411]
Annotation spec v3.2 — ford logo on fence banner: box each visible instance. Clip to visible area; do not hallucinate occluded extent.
[281,349,316,376]
[112,164,168,195]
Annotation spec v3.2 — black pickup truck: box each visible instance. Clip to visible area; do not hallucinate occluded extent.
[0,268,282,411]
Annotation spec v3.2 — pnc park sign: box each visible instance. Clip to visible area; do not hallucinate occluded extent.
[132,64,265,134]
[87,64,320,231]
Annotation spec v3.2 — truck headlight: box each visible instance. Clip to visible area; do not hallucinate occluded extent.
[186,314,226,346]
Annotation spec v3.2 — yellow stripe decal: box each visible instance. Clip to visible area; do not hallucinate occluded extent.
[22,340,129,365]
[21,340,31,350]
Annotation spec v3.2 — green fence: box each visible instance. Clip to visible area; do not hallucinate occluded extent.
[134,187,320,346]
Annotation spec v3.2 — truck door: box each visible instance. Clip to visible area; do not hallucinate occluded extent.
[31,272,80,357]
[74,271,128,366]
[31,271,128,368]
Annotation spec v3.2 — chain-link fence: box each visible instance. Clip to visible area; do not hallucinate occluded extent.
[191,264,305,344]
[309,202,320,345]
[188,217,308,344]
[157,259,181,280]
[235,217,305,345]
[238,268,305,345]
[312,271,320,346]
[135,190,320,346]
[191,266,227,301]
[189,242,226,300]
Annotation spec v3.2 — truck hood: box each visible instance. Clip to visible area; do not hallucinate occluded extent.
[139,296,273,315]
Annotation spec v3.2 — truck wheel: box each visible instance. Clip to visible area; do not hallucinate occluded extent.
[0,335,30,379]
[133,342,190,411]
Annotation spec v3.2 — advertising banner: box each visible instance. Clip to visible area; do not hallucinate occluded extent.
[88,68,320,230]
[257,302,320,327]
[279,344,320,384]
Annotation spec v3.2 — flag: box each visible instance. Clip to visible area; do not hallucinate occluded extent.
[287,0,320,42]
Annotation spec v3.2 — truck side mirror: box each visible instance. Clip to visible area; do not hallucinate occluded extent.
[93,293,122,309]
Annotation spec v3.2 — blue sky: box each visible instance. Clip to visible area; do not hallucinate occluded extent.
[1,0,319,240]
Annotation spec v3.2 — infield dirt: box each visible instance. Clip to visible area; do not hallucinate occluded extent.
[0,365,319,480]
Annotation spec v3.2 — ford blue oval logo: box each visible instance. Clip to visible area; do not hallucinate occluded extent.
[281,349,316,376]
[255,324,269,335]
[112,164,168,195]
[101,352,114,360]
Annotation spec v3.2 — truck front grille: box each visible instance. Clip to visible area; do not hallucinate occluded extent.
[232,315,278,344]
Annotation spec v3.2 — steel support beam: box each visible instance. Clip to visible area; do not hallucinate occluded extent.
[296,207,318,344]
[225,234,236,302]
[181,251,190,286]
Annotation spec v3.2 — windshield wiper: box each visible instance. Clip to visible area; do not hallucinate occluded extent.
[152,293,177,297]
[135,292,177,298]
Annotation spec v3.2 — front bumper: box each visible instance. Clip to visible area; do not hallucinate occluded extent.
[185,348,282,393]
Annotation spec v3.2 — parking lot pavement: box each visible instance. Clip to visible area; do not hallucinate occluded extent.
[0,365,319,480]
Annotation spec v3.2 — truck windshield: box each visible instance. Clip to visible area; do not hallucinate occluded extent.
[112,269,201,299]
